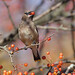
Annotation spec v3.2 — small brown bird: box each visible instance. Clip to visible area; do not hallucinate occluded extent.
[18,11,40,61]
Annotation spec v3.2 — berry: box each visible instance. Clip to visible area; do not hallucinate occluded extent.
[57,64,61,68]
[47,64,50,67]
[47,37,51,41]
[54,67,57,70]
[48,72,52,75]
[67,73,71,75]
[0,65,3,69]
[60,53,63,56]
[3,70,7,74]
[17,72,23,75]
[46,52,50,55]
[59,61,63,65]
[51,63,54,67]
[59,68,62,71]
[59,56,63,59]
[16,47,19,51]
[42,56,46,60]
[24,71,28,75]
[73,73,75,75]
[31,72,35,75]
[11,44,15,48]
[54,69,58,72]
[40,68,43,71]
[8,70,12,74]
[24,63,28,67]
[8,47,11,50]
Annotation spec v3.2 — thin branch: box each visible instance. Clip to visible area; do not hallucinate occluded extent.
[48,12,75,24]
[33,0,70,25]
[0,45,16,70]
[2,0,16,29]
[14,33,55,52]
[37,25,71,30]
[65,64,75,74]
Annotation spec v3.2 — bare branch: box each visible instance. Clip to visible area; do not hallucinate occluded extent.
[37,25,71,30]
[33,0,70,25]
[65,64,75,74]
[2,0,16,29]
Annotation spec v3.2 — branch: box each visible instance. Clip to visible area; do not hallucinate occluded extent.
[0,45,16,70]
[48,12,75,24]
[33,0,70,25]
[37,25,71,30]
[2,0,16,29]
[65,64,75,74]
[14,33,55,52]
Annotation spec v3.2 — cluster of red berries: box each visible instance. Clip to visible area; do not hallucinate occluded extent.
[8,44,19,52]
[17,72,35,75]
[3,70,12,75]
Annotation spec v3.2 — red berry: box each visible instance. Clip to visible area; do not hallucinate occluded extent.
[11,44,15,48]
[54,67,57,70]
[51,63,54,67]
[24,63,28,67]
[42,56,46,60]
[0,65,3,69]
[73,73,75,75]
[40,68,43,71]
[67,73,71,75]
[16,47,19,51]
[8,47,11,50]
[57,64,61,68]
[54,69,58,72]
[17,72,23,75]
[24,71,28,75]
[60,53,63,56]
[3,70,7,74]
[31,72,35,75]
[48,72,52,75]
[59,68,62,71]
[59,56,63,59]
[47,64,50,67]
[46,52,50,55]
[47,37,51,41]
[59,61,63,65]
[8,70,12,74]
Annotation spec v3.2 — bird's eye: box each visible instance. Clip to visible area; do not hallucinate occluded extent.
[29,12,35,15]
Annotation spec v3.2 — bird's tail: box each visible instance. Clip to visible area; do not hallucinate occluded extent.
[31,47,40,61]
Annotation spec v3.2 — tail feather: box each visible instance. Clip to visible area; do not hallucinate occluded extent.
[31,47,40,61]
[33,50,40,61]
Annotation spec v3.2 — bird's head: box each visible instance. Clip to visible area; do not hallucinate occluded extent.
[24,11,35,20]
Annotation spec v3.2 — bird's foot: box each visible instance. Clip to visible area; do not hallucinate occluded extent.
[24,47,27,50]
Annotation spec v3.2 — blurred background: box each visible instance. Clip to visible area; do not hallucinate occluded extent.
[0,0,75,75]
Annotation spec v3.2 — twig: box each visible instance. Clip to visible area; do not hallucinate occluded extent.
[14,33,55,52]
[33,0,70,25]
[48,13,75,24]
[37,25,71,30]
[2,0,16,29]
[0,45,16,70]
[65,64,75,74]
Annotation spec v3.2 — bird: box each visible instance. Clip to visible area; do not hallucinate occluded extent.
[18,11,40,61]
